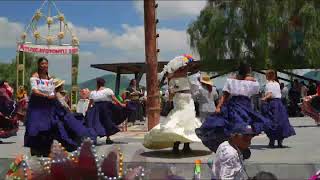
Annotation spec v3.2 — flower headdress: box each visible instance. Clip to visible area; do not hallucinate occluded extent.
[159,54,195,82]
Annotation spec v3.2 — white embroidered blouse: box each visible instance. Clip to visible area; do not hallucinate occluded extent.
[89,88,114,102]
[30,77,55,96]
[265,81,282,99]
[223,78,260,97]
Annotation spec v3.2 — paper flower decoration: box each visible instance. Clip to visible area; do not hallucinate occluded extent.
[33,10,42,21]
[33,31,40,39]
[72,36,79,46]
[46,36,54,45]
[47,17,53,25]
[58,13,65,21]
[58,32,65,39]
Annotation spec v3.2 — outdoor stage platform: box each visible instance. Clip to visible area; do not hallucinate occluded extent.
[1,117,320,179]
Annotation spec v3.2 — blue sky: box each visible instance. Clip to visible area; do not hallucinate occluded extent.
[0,0,208,86]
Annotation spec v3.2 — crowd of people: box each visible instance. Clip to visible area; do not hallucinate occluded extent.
[0,57,146,156]
[0,55,319,179]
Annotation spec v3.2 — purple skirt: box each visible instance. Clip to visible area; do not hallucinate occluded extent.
[195,96,271,152]
[0,96,18,138]
[86,101,134,137]
[261,98,296,140]
[24,95,97,151]
[127,100,144,122]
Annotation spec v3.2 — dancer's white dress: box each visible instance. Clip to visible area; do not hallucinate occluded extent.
[143,77,201,149]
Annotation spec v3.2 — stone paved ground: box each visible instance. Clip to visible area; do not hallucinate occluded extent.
[1,117,320,179]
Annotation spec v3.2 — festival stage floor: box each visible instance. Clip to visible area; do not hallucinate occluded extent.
[1,117,320,179]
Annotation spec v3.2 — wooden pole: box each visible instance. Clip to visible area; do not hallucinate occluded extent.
[144,0,160,130]
[115,68,121,96]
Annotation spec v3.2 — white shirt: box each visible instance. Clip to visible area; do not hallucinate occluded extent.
[223,78,260,97]
[265,81,282,99]
[212,141,247,180]
[89,88,114,102]
[30,77,55,96]
[194,85,219,113]
[76,99,90,116]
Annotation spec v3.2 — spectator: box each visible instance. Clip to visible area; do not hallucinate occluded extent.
[76,88,90,116]
[308,81,317,96]
[126,79,144,125]
[288,80,302,117]
[211,124,255,180]
[280,83,288,106]
[192,73,218,123]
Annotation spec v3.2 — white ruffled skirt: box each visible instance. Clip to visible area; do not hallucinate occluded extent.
[143,93,201,149]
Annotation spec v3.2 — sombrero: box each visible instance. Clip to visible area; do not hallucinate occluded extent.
[53,78,65,88]
[200,73,213,86]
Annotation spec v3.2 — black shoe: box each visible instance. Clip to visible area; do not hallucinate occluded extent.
[182,143,192,154]
[172,142,180,154]
[106,137,114,144]
[0,140,3,144]
[268,140,275,148]
[277,140,284,148]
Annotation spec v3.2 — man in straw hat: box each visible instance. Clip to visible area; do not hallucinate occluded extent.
[193,73,219,123]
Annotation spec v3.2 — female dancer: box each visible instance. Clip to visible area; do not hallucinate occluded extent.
[0,80,18,142]
[261,70,295,148]
[143,55,201,154]
[24,57,96,157]
[301,82,320,125]
[86,78,130,144]
[196,62,271,152]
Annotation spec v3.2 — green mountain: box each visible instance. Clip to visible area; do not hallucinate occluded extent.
[65,74,130,93]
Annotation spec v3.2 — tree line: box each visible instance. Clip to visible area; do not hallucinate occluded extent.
[188,0,320,72]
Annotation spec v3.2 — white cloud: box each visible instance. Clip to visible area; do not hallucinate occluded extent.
[133,1,206,20]
[110,24,194,61]
[0,17,24,48]
[46,51,108,84]
[112,24,145,51]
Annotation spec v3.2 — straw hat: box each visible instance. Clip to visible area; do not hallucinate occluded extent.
[200,73,213,86]
[53,78,65,88]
